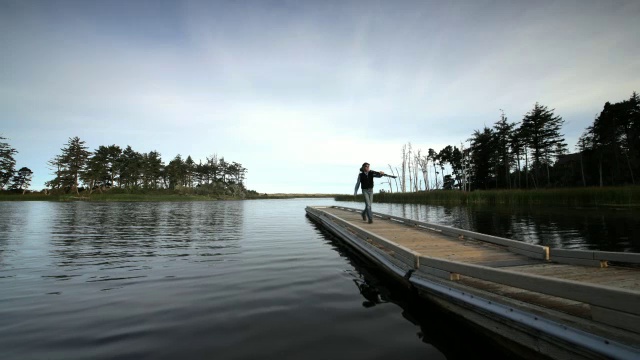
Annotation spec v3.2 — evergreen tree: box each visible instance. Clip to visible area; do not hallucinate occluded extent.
[227,161,248,186]
[0,136,17,190]
[82,145,115,193]
[218,157,228,183]
[519,103,567,187]
[47,137,90,194]
[195,161,207,185]
[45,155,66,191]
[9,167,33,194]
[427,148,439,189]
[166,154,185,189]
[509,129,525,189]
[117,146,142,189]
[206,154,219,184]
[438,146,454,188]
[140,151,163,189]
[450,146,463,189]
[469,127,496,190]
[625,91,640,183]
[185,155,195,187]
[493,111,517,189]
[104,145,122,188]
[578,92,639,185]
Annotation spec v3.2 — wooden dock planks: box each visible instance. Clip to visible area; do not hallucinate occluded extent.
[308,205,640,358]
[321,206,640,295]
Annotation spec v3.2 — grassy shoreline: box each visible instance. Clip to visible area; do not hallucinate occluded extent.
[0,191,339,202]
[5,187,638,206]
[337,186,640,207]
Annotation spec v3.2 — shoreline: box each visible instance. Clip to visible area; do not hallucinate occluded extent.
[0,192,341,202]
[338,186,640,207]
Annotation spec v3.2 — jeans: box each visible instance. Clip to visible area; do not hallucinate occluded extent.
[361,188,373,221]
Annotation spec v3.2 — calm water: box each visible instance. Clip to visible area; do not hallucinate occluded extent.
[1,199,638,360]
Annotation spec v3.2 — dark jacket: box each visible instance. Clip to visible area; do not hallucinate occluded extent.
[354,171,382,195]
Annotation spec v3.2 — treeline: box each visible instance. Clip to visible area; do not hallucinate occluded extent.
[0,135,252,197]
[0,136,32,193]
[385,92,639,192]
[45,137,249,196]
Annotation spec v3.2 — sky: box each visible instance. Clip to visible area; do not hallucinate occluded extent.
[1,0,639,194]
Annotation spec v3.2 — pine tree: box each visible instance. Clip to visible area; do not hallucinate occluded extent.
[519,103,567,187]
[82,145,121,193]
[185,155,195,187]
[47,137,90,194]
[140,150,163,189]
[469,127,496,190]
[9,167,33,194]
[166,154,185,189]
[578,92,640,186]
[493,111,517,189]
[117,146,142,189]
[0,136,18,190]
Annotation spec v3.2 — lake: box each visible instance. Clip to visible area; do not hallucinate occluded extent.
[1,199,638,359]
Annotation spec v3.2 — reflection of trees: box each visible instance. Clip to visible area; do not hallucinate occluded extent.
[0,202,41,267]
[383,203,639,252]
[0,205,17,266]
[49,202,244,269]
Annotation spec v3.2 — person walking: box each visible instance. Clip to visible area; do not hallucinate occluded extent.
[354,162,384,223]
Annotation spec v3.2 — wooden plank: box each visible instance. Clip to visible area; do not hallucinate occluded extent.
[474,258,542,268]
[591,306,640,334]
[321,209,420,268]
[418,265,460,281]
[595,251,640,264]
[418,255,640,316]
[509,246,549,260]
[377,211,550,259]
[552,249,597,260]
[551,249,640,264]
[551,257,608,268]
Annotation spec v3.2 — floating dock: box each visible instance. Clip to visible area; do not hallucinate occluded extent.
[306,205,640,360]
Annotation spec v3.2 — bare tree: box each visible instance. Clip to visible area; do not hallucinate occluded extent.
[407,143,413,192]
[401,144,407,192]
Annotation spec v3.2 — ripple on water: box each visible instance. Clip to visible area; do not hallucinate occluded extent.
[1,199,636,359]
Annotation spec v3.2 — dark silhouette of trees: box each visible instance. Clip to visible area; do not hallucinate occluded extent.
[9,167,33,194]
[39,138,249,195]
[46,137,90,194]
[493,111,517,189]
[166,154,186,189]
[402,92,637,192]
[519,103,567,188]
[0,136,17,190]
[427,148,439,189]
[578,92,639,186]
[141,150,163,189]
[117,146,142,189]
[468,127,496,190]
[83,145,116,193]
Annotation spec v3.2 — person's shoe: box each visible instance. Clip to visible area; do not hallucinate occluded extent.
[368,219,373,224]
[362,213,366,221]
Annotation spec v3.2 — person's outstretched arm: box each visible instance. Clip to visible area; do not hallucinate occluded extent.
[354,175,361,195]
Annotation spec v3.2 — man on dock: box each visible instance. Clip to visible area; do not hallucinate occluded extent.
[354,162,384,224]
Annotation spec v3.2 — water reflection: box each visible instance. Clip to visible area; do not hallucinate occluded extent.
[371,203,640,252]
[316,223,517,359]
[45,202,244,284]
[353,278,389,308]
